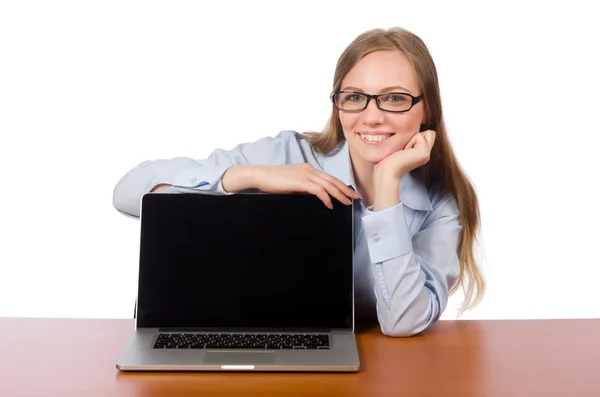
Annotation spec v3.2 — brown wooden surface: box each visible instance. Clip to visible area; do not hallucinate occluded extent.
[1,317,600,397]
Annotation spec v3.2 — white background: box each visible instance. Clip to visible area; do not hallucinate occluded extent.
[1,0,598,321]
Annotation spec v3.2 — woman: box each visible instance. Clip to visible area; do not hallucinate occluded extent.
[113,26,485,337]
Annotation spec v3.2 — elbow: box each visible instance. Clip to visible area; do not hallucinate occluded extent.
[378,289,440,338]
[112,160,158,219]
[112,183,140,219]
[112,185,123,213]
[112,183,125,212]
[379,320,432,338]
[380,328,417,338]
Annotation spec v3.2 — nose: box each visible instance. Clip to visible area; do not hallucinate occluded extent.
[360,98,385,125]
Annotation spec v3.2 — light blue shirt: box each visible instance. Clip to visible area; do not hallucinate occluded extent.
[113,130,461,337]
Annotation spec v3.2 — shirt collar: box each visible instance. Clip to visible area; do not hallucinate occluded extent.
[319,139,433,212]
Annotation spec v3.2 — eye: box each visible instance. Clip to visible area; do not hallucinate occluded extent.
[344,93,364,102]
[383,93,409,102]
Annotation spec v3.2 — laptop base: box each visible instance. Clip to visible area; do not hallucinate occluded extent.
[116,328,360,372]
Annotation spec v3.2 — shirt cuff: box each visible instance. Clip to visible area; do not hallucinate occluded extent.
[161,185,180,193]
[151,165,233,195]
[361,202,413,264]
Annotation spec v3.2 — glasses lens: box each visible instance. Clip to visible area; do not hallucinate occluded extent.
[334,92,367,110]
[378,93,412,111]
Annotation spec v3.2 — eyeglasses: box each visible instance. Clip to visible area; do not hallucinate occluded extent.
[331,91,423,113]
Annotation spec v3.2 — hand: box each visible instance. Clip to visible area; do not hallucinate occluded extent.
[375,130,436,179]
[371,130,436,212]
[222,164,360,209]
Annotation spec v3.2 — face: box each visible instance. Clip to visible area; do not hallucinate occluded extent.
[338,50,425,165]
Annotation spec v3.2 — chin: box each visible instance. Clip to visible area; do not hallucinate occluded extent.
[348,132,402,164]
[358,150,389,164]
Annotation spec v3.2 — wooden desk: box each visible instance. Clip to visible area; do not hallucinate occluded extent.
[1,317,599,396]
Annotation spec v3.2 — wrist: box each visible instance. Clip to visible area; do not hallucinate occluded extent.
[374,161,406,181]
[151,184,172,193]
[221,165,259,192]
[373,173,401,212]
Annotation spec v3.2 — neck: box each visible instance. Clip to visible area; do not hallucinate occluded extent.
[350,155,375,208]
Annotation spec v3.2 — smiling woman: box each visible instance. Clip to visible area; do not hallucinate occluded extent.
[302,27,484,323]
[113,26,485,337]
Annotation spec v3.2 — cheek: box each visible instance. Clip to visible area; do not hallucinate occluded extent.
[388,115,423,149]
[392,113,422,132]
[392,113,423,134]
[339,114,358,137]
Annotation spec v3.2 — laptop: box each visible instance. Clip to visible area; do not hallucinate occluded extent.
[116,191,360,372]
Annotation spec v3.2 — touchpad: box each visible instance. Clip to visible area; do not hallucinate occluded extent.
[204,352,276,365]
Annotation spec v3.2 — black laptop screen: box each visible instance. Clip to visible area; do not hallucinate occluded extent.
[136,192,354,330]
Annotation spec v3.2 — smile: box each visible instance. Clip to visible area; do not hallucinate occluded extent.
[358,133,394,143]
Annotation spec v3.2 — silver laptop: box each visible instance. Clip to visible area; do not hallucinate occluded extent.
[116,191,360,372]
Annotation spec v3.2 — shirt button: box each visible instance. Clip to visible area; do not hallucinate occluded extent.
[374,236,381,243]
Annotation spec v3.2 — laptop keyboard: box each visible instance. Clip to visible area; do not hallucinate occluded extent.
[153,333,330,350]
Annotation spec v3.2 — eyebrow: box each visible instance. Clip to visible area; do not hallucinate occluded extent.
[341,85,413,94]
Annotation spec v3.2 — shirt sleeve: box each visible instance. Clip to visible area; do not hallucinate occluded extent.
[361,193,461,337]
[113,130,296,218]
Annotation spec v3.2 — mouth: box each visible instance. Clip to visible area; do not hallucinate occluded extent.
[357,132,395,144]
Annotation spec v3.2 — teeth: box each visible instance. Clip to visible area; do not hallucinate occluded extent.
[360,134,389,142]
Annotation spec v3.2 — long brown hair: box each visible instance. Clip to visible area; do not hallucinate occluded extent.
[304,27,485,314]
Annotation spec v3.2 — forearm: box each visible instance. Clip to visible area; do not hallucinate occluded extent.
[151,164,265,193]
[370,172,433,335]
[371,251,440,336]
[113,131,293,218]
[113,158,230,218]
[362,202,441,336]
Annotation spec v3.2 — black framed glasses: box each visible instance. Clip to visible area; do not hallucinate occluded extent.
[331,91,423,113]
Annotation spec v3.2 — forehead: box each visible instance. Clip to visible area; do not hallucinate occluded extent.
[341,50,419,93]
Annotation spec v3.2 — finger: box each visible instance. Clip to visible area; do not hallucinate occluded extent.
[429,130,436,148]
[420,130,436,148]
[304,182,333,209]
[313,170,361,200]
[310,175,353,206]
[422,130,435,148]
[408,132,426,149]
[404,133,420,150]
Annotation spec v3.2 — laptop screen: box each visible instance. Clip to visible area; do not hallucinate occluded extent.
[136,192,354,330]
